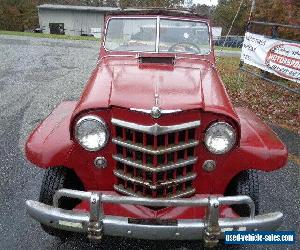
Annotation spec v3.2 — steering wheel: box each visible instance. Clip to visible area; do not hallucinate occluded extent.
[168,42,201,54]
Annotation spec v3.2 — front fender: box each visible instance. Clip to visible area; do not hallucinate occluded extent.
[25,101,102,190]
[25,101,77,168]
[206,107,288,194]
[234,107,288,171]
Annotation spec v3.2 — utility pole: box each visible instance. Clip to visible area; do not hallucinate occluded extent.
[248,0,256,22]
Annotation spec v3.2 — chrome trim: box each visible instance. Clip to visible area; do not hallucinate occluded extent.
[114,170,197,190]
[130,108,182,114]
[204,196,221,246]
[94,157,107,169]
[150,106,161,119]
[111,118,200,135]
[202,160,216,172]
[113,185,139,197]
[168,188,196,198]
[26,189,283,247]
[112,138,199,155]
[53,189,92,208]
[52,189,253,210]
[114,185,196,198]
[156,16,160,53]
[112,155,198,173]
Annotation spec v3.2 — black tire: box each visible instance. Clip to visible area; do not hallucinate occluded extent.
[39,167,84,238]
[225,170,259,216]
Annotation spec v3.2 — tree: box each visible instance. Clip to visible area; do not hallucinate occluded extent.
[212,0,299,38]
[253,0,299,39]
[254,0,292,23]
[191,4,212,17]
[0,0,39,31]
[212,0,251,35]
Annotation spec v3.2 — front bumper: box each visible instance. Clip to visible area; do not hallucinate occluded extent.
[26,189,283,247]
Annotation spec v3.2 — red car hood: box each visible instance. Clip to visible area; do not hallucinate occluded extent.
[73,57,238,121]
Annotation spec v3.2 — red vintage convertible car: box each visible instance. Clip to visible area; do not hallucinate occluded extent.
[25,9,287,247]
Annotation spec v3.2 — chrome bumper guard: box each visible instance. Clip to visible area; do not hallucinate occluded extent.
[26,189,283,248]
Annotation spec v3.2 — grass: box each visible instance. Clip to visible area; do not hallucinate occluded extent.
[215,46,241,51]
[0,30,99,41]
[217,57,300,135]
[289,154,300,165]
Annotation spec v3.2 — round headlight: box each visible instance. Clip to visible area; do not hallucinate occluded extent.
[204,122,236,154]
[75,115,109,151]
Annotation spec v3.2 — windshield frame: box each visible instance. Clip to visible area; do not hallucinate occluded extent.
[103,16,212,56]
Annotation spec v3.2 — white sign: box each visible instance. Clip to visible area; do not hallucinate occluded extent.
[90,28,102,38]
[241,32,300,83]
[212,27,222,38]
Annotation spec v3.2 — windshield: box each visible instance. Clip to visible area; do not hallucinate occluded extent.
[105,17,211,55]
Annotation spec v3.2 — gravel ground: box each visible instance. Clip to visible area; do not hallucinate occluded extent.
[0,35,298,250]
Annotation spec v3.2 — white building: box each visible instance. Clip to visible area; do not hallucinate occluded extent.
[38,4,118,37]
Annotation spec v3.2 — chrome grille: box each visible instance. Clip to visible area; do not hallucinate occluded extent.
[112,118,200,199]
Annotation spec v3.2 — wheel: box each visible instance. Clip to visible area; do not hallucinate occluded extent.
[225,170,259,216]
[39,167,84,238]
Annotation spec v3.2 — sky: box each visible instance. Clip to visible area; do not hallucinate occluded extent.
[192,0,218,5]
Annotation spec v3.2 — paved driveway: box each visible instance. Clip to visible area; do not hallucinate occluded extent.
[0,35,298,250]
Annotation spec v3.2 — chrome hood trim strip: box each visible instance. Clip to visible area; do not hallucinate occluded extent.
[111,118,201,135]
[130,108,182,114]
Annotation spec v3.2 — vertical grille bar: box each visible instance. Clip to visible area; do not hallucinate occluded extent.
[183,130,189,191]
[190,128,197,191]
[193,128,198,172]
[163,134,168,197]
[122,128,128,189]
[132,131,137,193]
[173,132,179,196]
[152,135,158,198]
[142,133,147,196]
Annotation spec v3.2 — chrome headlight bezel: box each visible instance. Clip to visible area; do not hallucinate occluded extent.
[75,115,109,151]
[204,122,236,154]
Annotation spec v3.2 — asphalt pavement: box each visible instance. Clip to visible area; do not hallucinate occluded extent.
[0,35,298,250]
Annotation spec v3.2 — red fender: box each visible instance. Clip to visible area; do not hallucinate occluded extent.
[204,107,288,194]
[25,101,76,168]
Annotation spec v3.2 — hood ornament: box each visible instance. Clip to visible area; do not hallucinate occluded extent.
[151,106,161,119]
[151,92,161,119]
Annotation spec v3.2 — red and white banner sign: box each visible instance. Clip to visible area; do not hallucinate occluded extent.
[241,32,300,83]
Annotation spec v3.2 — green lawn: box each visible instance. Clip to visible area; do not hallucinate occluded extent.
[215,46,241,51]
[0,30,99,41]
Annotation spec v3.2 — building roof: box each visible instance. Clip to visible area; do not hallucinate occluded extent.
[38,5,207,19]
[38,4,119,12]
